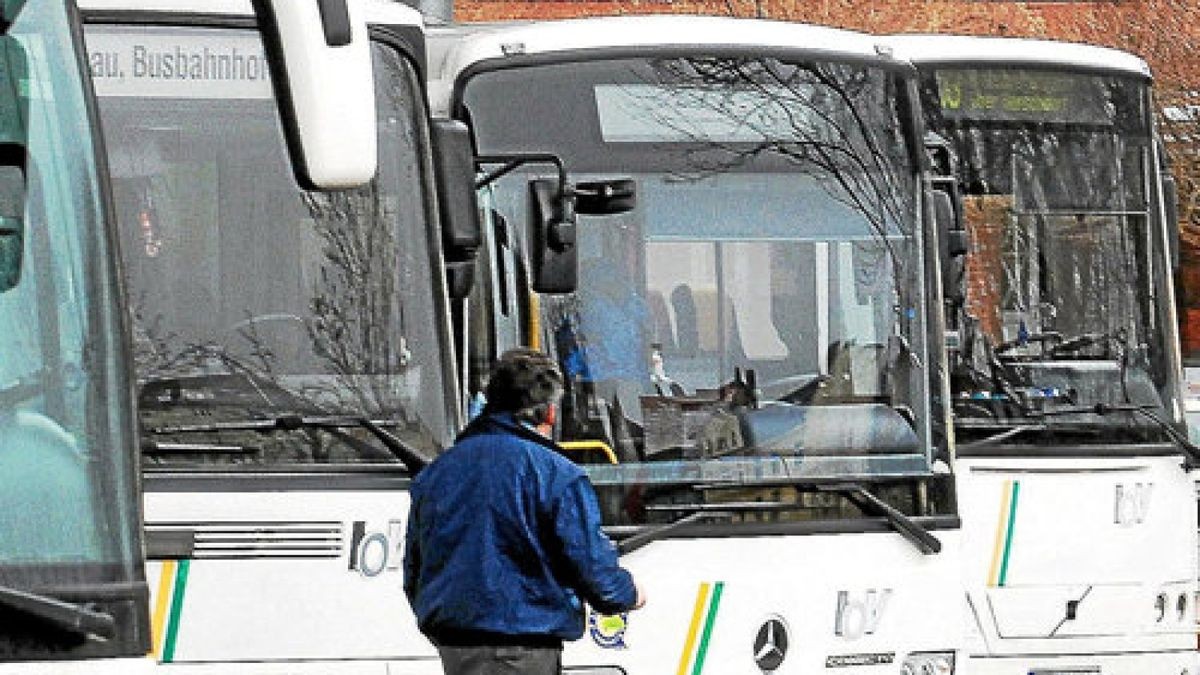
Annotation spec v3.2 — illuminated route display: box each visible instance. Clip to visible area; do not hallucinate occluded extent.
[934,68,1114,124]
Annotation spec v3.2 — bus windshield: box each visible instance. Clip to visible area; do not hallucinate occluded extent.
[463,55,943,523]
[86,25,451,468]
[919,67,1179,445]
[0,0,142,626]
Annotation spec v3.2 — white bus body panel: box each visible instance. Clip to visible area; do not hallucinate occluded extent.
[426,16,896,117]
[147,487,962,674]
[144,489,436,666]
[957,455,1198,670]
[564,531,963,674]
[886,34,1151,78]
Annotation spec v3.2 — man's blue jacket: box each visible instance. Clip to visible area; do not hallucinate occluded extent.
[403,412,636,645]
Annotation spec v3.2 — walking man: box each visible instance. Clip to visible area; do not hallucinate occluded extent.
[404,348,645,675]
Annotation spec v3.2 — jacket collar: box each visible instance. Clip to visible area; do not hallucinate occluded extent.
[457,411,560,453]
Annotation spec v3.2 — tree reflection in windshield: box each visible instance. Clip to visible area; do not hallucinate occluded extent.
[97,35,448,465]
[466,54,935,487]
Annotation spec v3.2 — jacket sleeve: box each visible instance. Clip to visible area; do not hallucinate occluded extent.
[551,475,637,614]
[402,498,422,607]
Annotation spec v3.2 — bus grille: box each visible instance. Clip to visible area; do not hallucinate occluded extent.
[146,521,344,560]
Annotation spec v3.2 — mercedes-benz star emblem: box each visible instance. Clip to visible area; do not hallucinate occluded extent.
[752,615,789,673]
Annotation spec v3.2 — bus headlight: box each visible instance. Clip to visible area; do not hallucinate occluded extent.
[1177,593,1189,622]
[1155,592,1168,622]
[901,651,954,675]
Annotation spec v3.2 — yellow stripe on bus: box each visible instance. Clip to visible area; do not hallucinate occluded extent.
[151,560,177,657]
[987,481,1013,587]
[676,583,711,675]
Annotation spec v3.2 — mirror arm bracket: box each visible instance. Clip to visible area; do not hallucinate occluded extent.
[475,153,567,194]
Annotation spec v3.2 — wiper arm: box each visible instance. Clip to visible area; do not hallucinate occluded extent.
[141,439,257,455]
[0,371,42,409]
[144,414,432,474]
[356,417,432,475]
[1047,330,1127,359]
[0,584,116,640]
[819,483,941,555]
[959,425,1044,450]
[1041,403,1200,469]
[616,510,734,556]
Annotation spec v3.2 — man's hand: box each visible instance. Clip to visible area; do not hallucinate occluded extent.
[632,582,647,610]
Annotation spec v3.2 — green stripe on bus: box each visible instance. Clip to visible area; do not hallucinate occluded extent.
[691,581,724,675]
[162,558,190,663]
[997,481,1020,587]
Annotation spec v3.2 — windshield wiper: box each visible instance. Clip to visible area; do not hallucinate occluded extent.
[144,414,432,474]
[959,425,1045,450]
[615,483,940,555]
[0,371,41,409]
[616,510,734,556]
[141,439,257,455]
[356,417,433,475]
[1039,403,1200,469]
[0,584,115,640]
[1046,330,1126,359]
[818,483,941,555]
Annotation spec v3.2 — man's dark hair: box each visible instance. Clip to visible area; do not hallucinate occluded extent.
[484,348,563,425]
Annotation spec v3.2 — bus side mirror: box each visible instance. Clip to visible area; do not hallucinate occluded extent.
[261,0,377,189]
[1163,174,1180,271]
[529,179,577,294]
[0,143,26,294]
[431,119,481,299]
[946,229,969,257]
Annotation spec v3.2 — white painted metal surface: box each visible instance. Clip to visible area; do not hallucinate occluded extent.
[427,15,900,116]
[886,33,1151,78]
[956,456,1197,666]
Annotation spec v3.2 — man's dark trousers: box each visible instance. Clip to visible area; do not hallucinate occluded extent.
[437,645,561,675]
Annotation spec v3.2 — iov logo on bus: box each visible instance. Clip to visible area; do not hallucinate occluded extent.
[1113,482,1153,525]
[834,589,891,639]
[348,520,404,577]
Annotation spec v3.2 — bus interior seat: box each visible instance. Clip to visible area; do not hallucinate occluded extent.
[670,285,699,354]
[646,290,676,352]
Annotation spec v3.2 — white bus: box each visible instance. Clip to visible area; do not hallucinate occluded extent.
[888,34,1200,675]
[0,1,149,671]
[429,16,963,674]
[79,0,477,670]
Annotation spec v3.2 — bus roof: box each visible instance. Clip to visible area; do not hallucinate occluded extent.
[428,15,898,116]
[884,34,1151,79]
[75,0,423,28]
